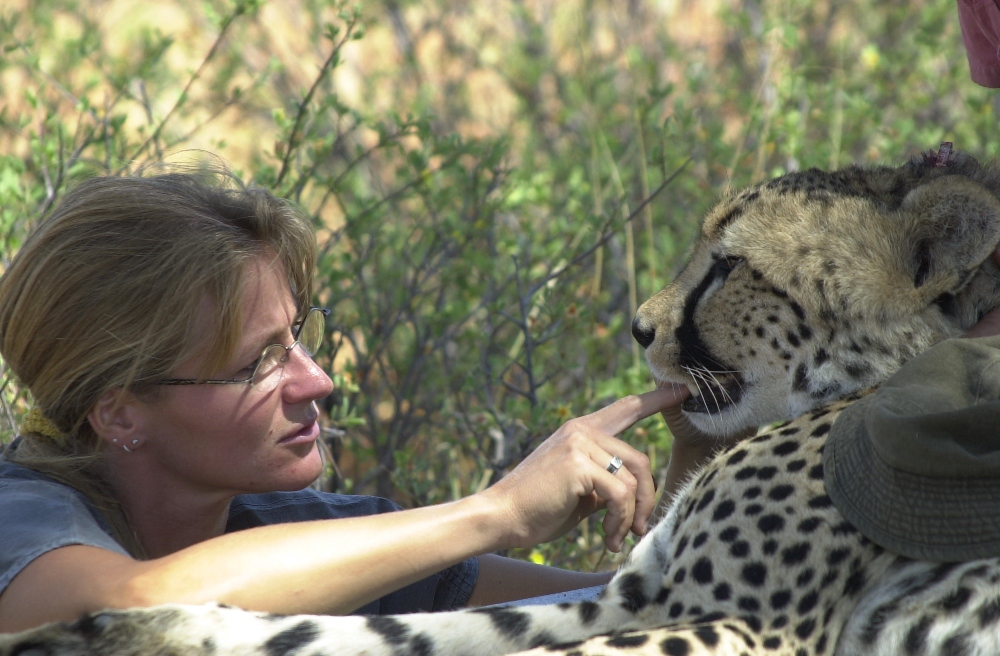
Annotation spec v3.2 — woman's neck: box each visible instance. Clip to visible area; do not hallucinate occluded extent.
[109,453,234,559]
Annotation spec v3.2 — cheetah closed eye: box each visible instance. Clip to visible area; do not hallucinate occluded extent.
[5,149,1000,656]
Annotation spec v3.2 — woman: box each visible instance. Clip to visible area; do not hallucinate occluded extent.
[0,170,678,633]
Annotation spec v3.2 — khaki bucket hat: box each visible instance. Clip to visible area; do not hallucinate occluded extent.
[824,334,1000,562]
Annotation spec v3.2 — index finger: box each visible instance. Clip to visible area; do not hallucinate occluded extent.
[584,385,688,436]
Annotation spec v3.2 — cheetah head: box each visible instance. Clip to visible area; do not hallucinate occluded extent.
[633,154,1000,436]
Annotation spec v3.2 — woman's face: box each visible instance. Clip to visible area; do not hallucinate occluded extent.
[134,257,334,496]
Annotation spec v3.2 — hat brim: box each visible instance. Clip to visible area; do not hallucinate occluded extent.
[825,394,1000,562]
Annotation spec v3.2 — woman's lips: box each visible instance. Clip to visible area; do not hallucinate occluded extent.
[278,420,320,445]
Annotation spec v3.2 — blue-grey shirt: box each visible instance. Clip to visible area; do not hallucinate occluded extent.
[0,454,478,614]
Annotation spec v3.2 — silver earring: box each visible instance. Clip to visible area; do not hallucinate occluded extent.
[112,438,119,444]
[123,439,138,453]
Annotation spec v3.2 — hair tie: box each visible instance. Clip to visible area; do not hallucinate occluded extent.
[21,407,67,443]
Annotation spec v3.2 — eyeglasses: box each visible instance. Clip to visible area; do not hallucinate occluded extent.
[154,307,329,393]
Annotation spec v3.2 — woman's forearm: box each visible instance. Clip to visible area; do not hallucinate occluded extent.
[0,493,509,631]
[467,553,612,607]
[127,494,508,614]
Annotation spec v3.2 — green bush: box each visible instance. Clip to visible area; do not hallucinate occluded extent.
[1,0,997,571]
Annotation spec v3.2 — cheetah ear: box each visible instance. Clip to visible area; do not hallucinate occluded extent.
[902,175,1000,286]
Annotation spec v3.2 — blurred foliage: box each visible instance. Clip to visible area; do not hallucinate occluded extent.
[0,0,998,572]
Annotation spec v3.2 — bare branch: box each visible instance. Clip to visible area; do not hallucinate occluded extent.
[123,2,250,169]
[274,16,360,187]
[529,157,690,296]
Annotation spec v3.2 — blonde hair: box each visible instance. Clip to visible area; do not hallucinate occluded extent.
[0,168,316,557]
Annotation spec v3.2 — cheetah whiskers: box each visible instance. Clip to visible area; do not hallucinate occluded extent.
[683,364,740,408]
[682,365,723,433]
[702,366,744,404]
[682,366,717,408]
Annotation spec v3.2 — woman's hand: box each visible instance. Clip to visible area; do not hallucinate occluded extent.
[480,388,676,553]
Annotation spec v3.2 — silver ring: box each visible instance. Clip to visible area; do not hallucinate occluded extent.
[606,455,623,475]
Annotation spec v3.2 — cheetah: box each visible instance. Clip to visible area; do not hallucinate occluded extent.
[4,148,1000,656]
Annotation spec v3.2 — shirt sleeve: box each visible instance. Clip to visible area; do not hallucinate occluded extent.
[226,489,480,614]
[0,476,128,596]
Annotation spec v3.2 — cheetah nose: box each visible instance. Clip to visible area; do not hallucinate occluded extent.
[631,317,656,349]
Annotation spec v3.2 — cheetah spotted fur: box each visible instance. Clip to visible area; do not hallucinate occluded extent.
[4,150,1000,656]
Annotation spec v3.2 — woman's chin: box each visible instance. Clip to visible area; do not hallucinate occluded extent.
[267,443,326,492]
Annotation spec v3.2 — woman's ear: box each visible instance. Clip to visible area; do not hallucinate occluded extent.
[88,389,144,449]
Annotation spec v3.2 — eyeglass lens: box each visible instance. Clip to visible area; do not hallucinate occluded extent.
[251,309,326,389]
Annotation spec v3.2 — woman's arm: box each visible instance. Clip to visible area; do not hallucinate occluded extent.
[0,388,673,633]
[467,553,612,607]
[0,493,509,631]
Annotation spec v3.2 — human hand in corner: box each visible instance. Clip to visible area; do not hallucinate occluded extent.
[964,246,1000,338]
